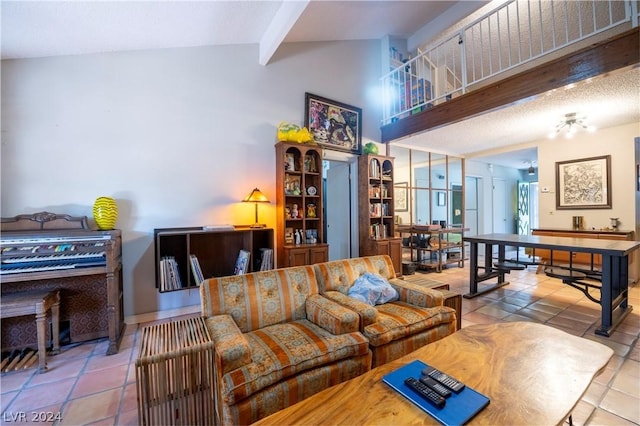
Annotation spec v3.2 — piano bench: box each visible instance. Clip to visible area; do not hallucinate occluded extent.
[0,289,60,373]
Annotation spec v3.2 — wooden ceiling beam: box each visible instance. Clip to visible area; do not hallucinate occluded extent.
[381,27,639,143]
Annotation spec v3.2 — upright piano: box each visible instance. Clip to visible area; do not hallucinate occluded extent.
[1,212,124,355]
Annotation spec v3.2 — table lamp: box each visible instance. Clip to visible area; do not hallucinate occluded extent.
[243,188,270,228]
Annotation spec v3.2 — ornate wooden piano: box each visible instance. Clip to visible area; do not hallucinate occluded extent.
[1,212,124,355]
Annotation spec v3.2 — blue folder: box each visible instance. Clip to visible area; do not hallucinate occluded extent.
[382,360,490,426]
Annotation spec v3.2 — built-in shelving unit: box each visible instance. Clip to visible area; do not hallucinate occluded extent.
[358,154,402,275]
[275,142,328,268]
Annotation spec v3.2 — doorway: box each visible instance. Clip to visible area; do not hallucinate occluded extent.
[323,159,355,260]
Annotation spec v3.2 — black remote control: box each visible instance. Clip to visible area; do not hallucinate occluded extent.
[404,377,446,408]
[422,366,465,393]
[419,376,452,398]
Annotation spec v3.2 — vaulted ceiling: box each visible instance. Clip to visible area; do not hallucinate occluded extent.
[2,1,638,170]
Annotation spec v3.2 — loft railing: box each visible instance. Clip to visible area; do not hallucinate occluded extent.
[382,0,639,125]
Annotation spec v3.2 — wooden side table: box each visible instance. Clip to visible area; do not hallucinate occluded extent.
[0,289,60,373]
[136,316,215,426]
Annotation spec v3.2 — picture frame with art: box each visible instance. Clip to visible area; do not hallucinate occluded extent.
[556,155,611,209]
[394,182,408,212]
[304,92,362,154]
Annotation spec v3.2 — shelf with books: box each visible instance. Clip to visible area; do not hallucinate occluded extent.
[358,154,402,275]
[276,141,328,268]
[154,227,274,293]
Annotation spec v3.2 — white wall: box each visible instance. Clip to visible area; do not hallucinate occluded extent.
[1,41,382,317]
[464,161,521,234]
[537,123,637,231]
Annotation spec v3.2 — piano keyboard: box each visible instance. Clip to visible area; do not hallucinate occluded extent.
[2,252,105,264]
[1,256,106,274]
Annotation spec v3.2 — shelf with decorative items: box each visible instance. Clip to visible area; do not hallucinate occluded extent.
[396,225,467,273]
[358,154,402,275]
[275,141,328,268]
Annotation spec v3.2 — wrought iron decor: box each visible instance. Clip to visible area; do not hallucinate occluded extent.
[556,155,611,209]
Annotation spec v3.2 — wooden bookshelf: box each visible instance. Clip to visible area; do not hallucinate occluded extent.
[275,142,328,268]
[154,227,274,292]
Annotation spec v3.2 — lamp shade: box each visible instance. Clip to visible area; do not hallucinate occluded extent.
[243,188,270,203]
[243,188,270,228]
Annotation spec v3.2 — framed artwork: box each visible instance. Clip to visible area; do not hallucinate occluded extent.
[395,182,408,212]
[437,191,446,206]
[556,155,611,209]
[304,92,362,154]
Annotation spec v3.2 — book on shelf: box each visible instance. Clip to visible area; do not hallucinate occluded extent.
[258,248,273,271]
[160,256,182,291]
[234,249,251,275]
[189,254,205,285]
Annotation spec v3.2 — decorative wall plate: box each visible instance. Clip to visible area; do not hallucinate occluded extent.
[307,186,317,196]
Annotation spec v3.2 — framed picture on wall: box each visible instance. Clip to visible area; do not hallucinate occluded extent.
[556,155,611,209]
[437,191,446,206]
[395,182,408,212]
[304,93,362,154]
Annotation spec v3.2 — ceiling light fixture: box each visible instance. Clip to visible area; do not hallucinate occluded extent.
[548,113,596,139]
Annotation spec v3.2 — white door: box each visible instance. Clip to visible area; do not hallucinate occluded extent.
[492,178,507,233]
[325,160,351,260]
[465,176,479,236]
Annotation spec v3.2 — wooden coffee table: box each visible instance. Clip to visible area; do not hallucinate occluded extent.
[253,322,613,425]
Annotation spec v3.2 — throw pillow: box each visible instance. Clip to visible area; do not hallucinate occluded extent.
[348,273,399,306]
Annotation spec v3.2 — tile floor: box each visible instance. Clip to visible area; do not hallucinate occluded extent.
[1,259,638,425]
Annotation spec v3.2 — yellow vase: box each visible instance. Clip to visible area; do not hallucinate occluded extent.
[93,197,118,230]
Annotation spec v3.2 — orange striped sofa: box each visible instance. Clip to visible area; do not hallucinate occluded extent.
[200,265,371,426]
[314,255,457,367]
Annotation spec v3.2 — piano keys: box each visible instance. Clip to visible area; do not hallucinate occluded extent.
[1,212,124,355]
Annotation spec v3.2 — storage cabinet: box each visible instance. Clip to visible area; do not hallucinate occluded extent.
[154,227,274,292]
[358,154,403,275]
[531,228,634,267]
[275,142,328,268]
[397,225,466,272]
[283,244,329,267]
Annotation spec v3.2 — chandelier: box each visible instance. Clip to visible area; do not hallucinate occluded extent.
[548,113,596,139]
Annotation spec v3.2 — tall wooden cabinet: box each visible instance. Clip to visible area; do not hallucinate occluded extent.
[358,154,403,275]
[275,142,328,268]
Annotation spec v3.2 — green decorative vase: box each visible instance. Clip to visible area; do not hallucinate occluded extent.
[93,197,118,230]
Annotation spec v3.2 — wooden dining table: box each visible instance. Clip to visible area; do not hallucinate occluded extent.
[252,322,613,426]
[464,233,640,336]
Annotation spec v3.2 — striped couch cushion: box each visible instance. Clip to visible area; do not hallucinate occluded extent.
[314,255,395,293]
[363,303,456,347]
[200,266,318,333]
[221,319,370,404]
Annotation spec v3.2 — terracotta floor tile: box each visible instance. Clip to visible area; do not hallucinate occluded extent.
[599,388,640,424]
[26,357,87,387]
[6,378,75,413]
[70,363,128,399]
[567,399,596,426]
[59,388,121,425]
[586,408,637,425]
[610,359,640,397]
[0,369,35,393]
[84,349,133,373]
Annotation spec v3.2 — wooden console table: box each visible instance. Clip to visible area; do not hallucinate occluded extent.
[464,233,640,336]
[253,322,613,426]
